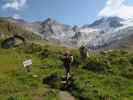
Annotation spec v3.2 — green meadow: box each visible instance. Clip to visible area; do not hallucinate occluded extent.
[0,43,132,100]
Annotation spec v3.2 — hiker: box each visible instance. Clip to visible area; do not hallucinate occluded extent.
[61,51,73,79]
[79,45,88,59]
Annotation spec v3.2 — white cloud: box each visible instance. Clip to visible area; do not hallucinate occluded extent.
[2,0,29,19]
[12,14,21,19]
[99,0,133,19]
[2,0,27,10]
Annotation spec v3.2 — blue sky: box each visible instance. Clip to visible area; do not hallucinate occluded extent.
[0,0,133,26]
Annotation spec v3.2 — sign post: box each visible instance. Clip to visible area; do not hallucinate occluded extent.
[23,59,32,72]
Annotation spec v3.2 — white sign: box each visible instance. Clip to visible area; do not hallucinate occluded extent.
[23,59,32,67]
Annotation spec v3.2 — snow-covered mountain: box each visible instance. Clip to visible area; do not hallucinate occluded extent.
[72,16,133,50]
[2,16,133,50]
[84,17,124,28]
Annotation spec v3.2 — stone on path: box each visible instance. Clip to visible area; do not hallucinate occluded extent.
[59,91,76,100]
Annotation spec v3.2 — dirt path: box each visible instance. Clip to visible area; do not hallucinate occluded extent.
[59,91,76,100]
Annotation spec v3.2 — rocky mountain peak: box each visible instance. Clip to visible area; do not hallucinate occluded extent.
[83,16,124,28]
[42,17,61,26]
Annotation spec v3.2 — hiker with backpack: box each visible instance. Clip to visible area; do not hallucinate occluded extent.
[61,51,73,79]
[79,45,89,59]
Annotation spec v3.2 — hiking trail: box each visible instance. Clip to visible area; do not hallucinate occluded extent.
[59,91,76,100]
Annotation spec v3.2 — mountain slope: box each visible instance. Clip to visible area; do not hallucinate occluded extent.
[85,17,133,50]
[30,18,75,43]
[86,17,124,28]
[0,17,41,40]
[0,43,133,100]
[2,16,133,50]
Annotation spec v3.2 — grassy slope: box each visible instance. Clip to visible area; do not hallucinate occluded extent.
[0,42,132,100]
[0,18,41,41]
[0,48,61,100]
[67,50,133,100]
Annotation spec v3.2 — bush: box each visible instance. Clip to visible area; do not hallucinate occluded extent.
[39,48,49,59]
[42,73,62,89]
[23,43,42,54]
[84,57,110,73]
[121,67,133,79]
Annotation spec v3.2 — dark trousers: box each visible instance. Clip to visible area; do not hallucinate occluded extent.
[64,64,70,75]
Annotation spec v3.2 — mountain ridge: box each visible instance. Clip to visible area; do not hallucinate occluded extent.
[1,16,133,50]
